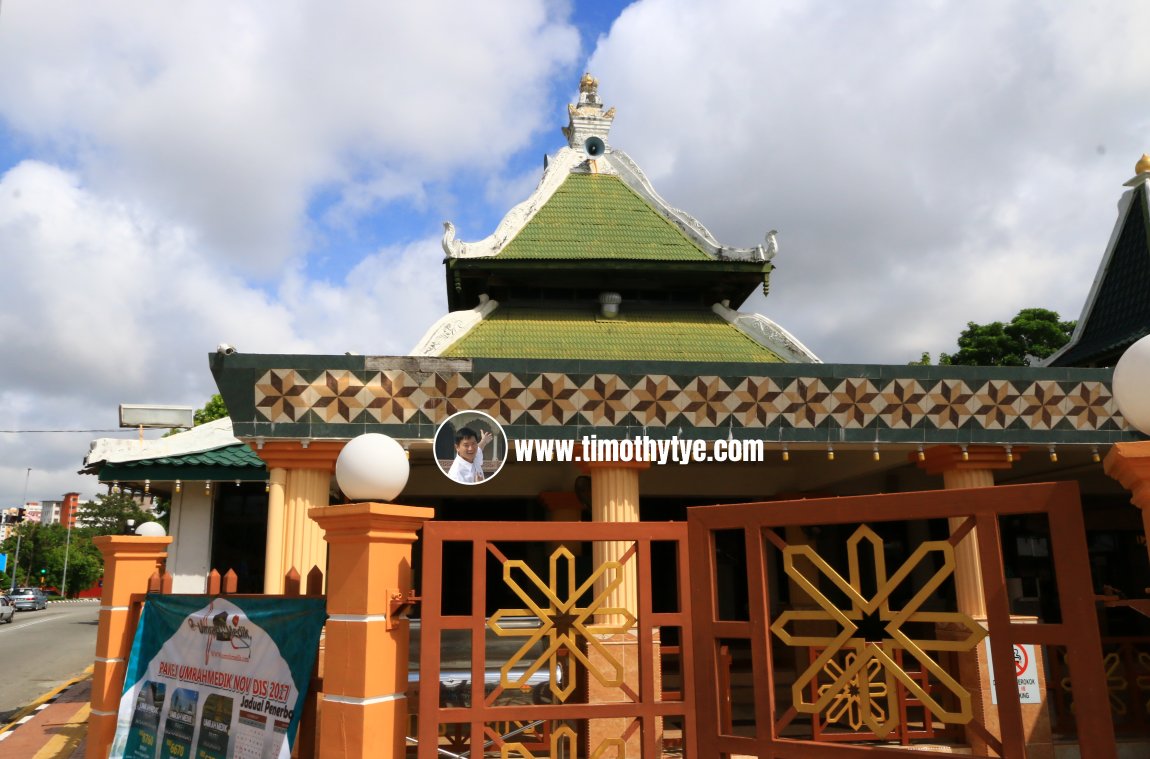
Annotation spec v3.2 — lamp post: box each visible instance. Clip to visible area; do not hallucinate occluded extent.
[9,467,29,592]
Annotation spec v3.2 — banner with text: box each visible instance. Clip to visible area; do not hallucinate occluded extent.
[110,595,326,759]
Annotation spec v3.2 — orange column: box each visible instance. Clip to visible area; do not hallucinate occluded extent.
[540,490,585,556]
[918,445,1054,758]
[585,462,647,627]
[309,502,434,759]
[582,462,649,754]
[88,535,172,759]
[256,441,342,591]
[263,467,287,594]
[1104,441,1150,567]
[919,445,1019,616]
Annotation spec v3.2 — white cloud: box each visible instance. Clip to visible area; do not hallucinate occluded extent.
[0,1,580,270]
[0,1,580,504]
[277,237,448,357]
[589,0,1150,361]
[0,160,448,504]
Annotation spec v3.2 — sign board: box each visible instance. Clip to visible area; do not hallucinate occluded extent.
[119,404,196,429]
[110,595,326,759]
[985,637,1043,704]
[0,553,6,573]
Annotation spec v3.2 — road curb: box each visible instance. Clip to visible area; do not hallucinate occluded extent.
[0,665,93,740]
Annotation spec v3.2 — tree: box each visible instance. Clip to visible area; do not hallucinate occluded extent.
[194,393,228,426]
[908,352,932,366]
[0,522,103,594]
[939,308,1075,367]
[166,393,229,436]
[79,491,156,536]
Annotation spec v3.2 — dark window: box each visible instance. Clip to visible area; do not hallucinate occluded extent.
[210,483,268,593]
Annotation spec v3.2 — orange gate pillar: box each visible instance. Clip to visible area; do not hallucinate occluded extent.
[310,502,434,759]
[88,534,172,759]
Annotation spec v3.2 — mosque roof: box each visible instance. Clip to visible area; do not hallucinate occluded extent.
[431,73,812,362]
[1047,175,1150,367]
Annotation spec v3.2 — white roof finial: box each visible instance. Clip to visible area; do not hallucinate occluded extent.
[563,73,615,151]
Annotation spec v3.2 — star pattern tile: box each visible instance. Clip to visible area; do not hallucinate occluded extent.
[251,370,1125,437]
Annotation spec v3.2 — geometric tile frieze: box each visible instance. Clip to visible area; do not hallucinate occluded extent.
[250,368,1132,438]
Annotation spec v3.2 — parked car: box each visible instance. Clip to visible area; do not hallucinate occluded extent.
[9,587,47,611]
[0,596,13,623]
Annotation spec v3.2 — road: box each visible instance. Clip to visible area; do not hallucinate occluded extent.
[0,602,99,724]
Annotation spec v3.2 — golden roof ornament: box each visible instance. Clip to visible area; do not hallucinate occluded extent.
[579,72,598,96]
[1136,153,1150,176]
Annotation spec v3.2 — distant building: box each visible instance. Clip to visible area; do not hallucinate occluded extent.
[39,500,63,525]
[61,492,81,529]
[22,501,42,524]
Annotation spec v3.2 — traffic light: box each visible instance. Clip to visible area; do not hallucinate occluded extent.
[40,568,46,575]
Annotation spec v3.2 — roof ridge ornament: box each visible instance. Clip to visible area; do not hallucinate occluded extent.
[1136,153,1150,176]
[563,72,615,152]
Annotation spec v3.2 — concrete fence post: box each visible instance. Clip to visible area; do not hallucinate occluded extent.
[310,502,433,759]
[87,535,172,759]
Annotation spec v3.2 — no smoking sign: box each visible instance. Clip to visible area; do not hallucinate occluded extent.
[986,638,1042,705]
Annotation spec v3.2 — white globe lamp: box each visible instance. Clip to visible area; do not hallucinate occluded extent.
[335,433,410,502]
[134,521,167,537]
[1113,334,1150,436]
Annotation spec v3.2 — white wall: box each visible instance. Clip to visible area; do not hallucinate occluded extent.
[166,486,212,593]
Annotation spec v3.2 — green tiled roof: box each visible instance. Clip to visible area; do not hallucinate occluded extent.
[441,307,784,362]
[496,173,712,261]
[97,444,267,483]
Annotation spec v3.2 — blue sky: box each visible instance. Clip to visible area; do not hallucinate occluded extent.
[1,0,1149,504]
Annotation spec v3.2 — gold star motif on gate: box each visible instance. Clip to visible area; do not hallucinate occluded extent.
[770,526,986,737]
[489,547,635,702]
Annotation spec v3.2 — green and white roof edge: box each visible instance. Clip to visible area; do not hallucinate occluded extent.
[85,418,241,467]
[83,418,267,484]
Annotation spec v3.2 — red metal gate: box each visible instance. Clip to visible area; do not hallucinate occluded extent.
[687,482,1115,758]
[415,520,697,758]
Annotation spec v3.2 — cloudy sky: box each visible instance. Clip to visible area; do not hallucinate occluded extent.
[1,0,1148,506]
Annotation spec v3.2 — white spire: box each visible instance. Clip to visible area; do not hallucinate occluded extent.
[562,73,615,151]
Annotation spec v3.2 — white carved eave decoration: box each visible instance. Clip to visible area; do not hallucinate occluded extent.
[608,150,774,263]
[409,296,500,356]
[442,148,589,259]
[712,302,821,363]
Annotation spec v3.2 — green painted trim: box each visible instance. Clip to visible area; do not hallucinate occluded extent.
[98,463,267,482]
[211,352,1116,381]
[449,259,772,274]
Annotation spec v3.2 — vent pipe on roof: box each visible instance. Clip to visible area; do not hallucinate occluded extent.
[599,292,622,319]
